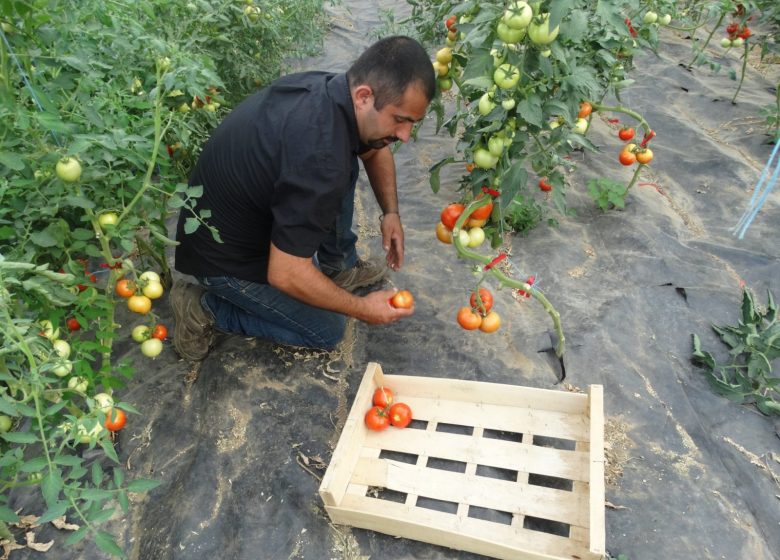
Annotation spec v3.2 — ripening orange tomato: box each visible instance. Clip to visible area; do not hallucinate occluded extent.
[479,311,502,333]
[436,222,453,244]
[390,290,414,309]
[115,278,136,298]
[457,307,482,330]
[127,294,152,314]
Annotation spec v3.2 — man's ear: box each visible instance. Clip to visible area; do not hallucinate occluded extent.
[353,84,373,107]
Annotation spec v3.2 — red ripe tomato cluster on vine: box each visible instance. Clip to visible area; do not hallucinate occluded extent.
[364,387,413,431]
[457,286,502,333]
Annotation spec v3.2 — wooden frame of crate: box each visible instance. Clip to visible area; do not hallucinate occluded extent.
[319,362,605,560]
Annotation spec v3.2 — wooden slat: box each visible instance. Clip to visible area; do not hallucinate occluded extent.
[384,374,589,414]
[318,363,383,506]
[588,385,606,557]
[362,426,589,482]
[394,395,589,442]
[328,494,592,560]
[351,457,589,528]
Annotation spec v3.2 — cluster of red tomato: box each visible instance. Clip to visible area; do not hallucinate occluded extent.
[435,195,493,248]
[456,287,501,333]
[364,387,413,431]
[618,128,655,167]
[722,21,751,48]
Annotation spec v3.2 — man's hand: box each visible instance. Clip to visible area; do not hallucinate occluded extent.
[358,289,414,324]
[380,213,404,270]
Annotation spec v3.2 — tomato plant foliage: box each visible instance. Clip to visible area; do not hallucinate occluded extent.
[0,0,327,555]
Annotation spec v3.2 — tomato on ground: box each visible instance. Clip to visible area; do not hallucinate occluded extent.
[457,307,483,330]
[365,406,390,431]
[389,402,413,428]
[469,288,493,315]
[373,387,394,408]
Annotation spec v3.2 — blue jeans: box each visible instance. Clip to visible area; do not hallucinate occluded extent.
[197,159,359,349]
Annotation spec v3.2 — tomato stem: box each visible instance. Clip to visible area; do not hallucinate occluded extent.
[452,199,566,358]
[591,103,651,136]
[687,10,726,68]
[730,40,749,104]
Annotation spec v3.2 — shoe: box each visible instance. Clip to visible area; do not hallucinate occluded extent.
[327,258,388,293]
[170,280,215,361]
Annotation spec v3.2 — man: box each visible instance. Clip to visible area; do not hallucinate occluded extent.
[171,36,436,360]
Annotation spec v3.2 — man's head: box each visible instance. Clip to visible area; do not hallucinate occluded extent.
[347,36,436,149]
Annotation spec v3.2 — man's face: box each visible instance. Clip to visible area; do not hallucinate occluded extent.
[355,84,429,149]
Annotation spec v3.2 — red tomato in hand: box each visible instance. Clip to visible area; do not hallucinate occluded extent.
[390,290,414,309]
[389,402,413,428]
[440,203,465,231]
[373,387,394,408]
[469,288,493,315]
[151,324,168,341]
[365,406,390,431]
[104,408,127,432]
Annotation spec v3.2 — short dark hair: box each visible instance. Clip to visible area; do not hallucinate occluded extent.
[347,36,436,110]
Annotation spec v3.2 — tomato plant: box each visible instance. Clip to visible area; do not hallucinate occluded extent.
[388,403,413,428]
[365,406,390,431]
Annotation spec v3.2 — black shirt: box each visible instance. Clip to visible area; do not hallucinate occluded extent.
[175,72,364,283]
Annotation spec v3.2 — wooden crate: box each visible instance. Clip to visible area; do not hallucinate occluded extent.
[319,362,605,560]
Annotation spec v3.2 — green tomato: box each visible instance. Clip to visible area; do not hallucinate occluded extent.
[457,229,471,246]
[643,11,658,24]
[496,21,525,44]
[502,1,533,30]
[52,360,73,377]
[488,136,505,157]
[0,415,13,433]
[527,14,559,45]
[573,117,589,134]
[501,98,516,110]
[55,157,82,183]
[40,319,60,341]
[467,227,486,247]
[132,324,151,343]
[659,14,672,25]
[52,339,71,359]
[474,148,498,170]
[91,392,114,412]
[731,37,744,47]
[478,92,496,116]
[141,338,163,358]
[540,49,552,58]
[98,212,118,228]
[438,77,453,92]
[720,38,732,48]
[493,63,520,89]
[67,376,88,393]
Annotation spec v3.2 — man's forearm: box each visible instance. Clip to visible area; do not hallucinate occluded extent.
[361,148,398,215]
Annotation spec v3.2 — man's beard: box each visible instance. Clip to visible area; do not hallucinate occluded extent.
[366,136,399,149]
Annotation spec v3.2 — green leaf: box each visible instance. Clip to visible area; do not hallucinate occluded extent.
[0,152,25,171]
[81,488,113,502]
[54,454,83,467]
[42,468,64,507]
[100,438,120,464]
[63,195,96,209]
[183,217,200,235]
[0,398,19,417]
[1,431,38,444]
[20,456,48,472]
[517,95,543,128]
[92,461,104,486]
[428,156,455,194]
[65,527,88,546]
[37,502,69,524]
[117,490,129,514]
[95,530,125,558]
[126,478,161,493]
[0,506,20,523]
